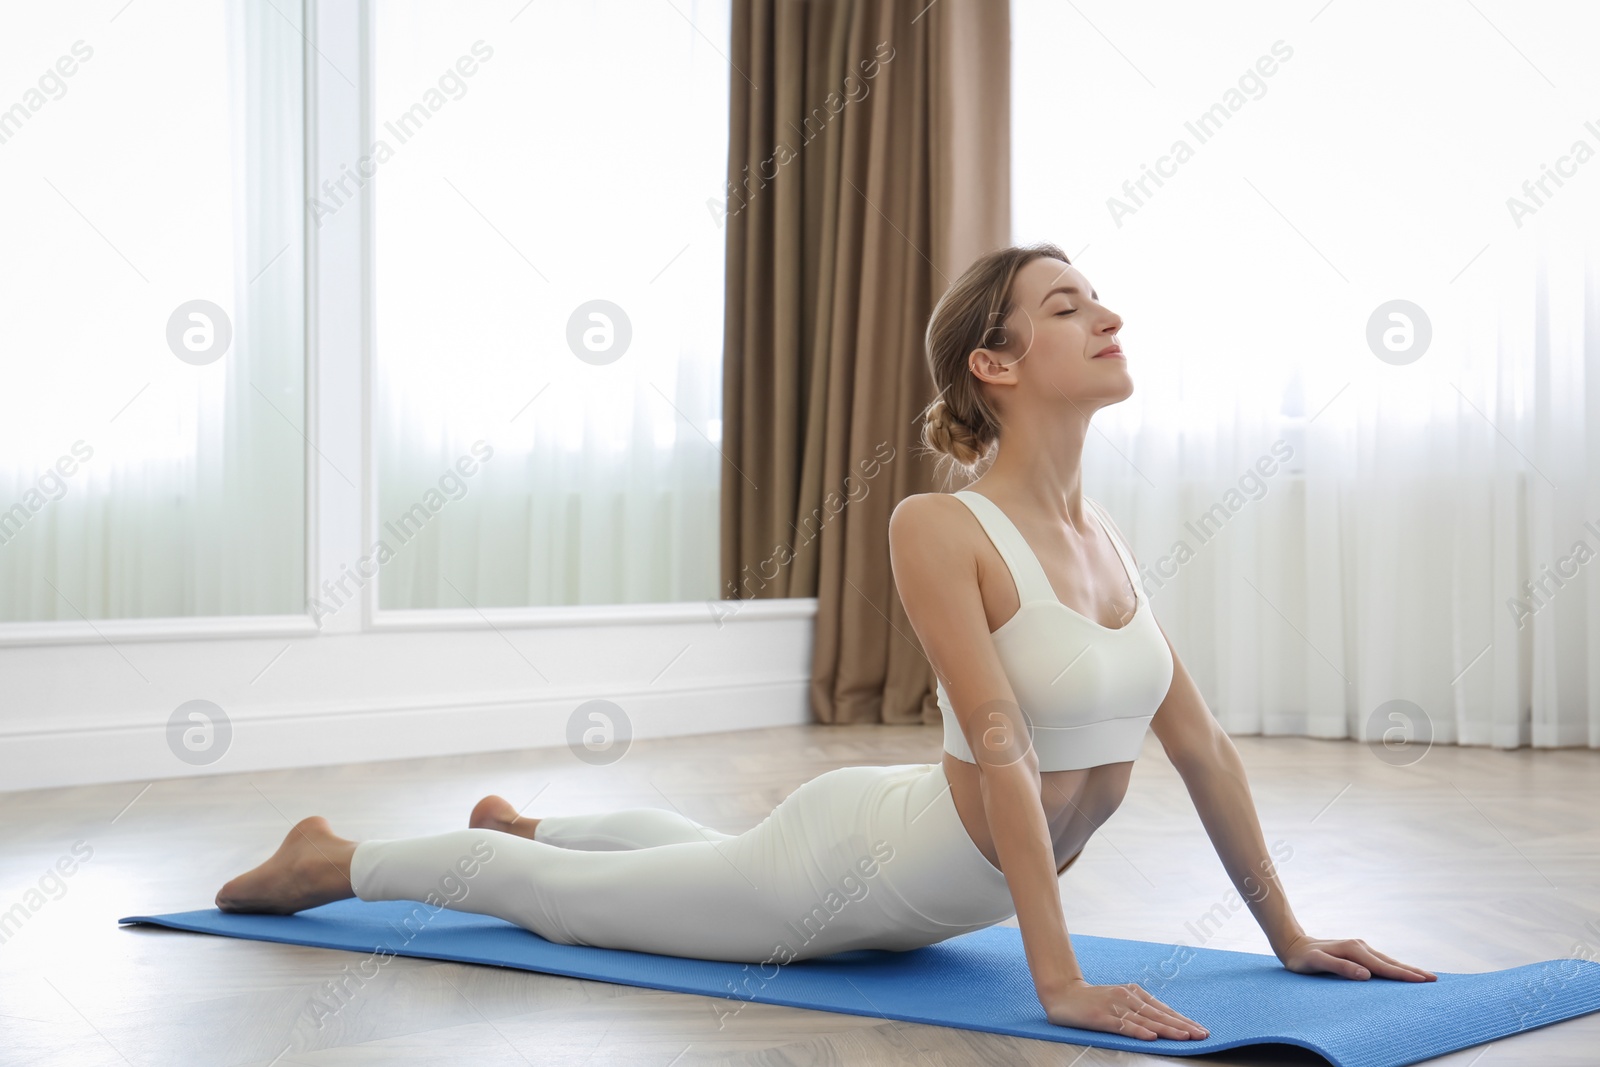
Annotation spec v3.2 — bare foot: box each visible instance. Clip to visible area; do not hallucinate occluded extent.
[215,816,358,914]
[470,794,541,840]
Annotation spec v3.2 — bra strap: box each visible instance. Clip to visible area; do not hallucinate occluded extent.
[952,491,1059,604]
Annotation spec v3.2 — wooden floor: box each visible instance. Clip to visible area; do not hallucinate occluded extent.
[2,723,1597,1066]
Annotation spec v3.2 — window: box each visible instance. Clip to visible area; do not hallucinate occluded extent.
[369,0,731,611]
[0,0,306,622]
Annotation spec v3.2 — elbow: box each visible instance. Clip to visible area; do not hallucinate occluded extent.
[959,696,1040,785]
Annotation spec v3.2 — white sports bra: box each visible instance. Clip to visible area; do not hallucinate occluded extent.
[935,491,1174,771]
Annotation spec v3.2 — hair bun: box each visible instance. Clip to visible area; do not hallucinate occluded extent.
[922,397,985,468]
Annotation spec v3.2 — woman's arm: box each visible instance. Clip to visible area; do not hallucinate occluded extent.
[888,496,1081,992]
[889,495,1209,1038]
[1146,629,1303,951]
[1091,503,1434,983]
[1148,623,1436,982]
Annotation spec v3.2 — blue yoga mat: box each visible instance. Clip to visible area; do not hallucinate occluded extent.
[119,900,1600,1067]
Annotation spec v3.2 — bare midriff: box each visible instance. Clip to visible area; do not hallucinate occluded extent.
[942,750,1133,876]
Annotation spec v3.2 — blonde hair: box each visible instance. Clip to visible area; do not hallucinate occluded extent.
[919,241,1070,483]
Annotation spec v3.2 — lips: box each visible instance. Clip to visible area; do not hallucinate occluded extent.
[1093,345,1124,359]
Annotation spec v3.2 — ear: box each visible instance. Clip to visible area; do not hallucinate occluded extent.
[970,311,1028,385]
[968,345,1013,386]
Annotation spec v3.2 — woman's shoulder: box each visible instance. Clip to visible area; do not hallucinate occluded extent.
[889,491,979,535]
[888,492,984,559]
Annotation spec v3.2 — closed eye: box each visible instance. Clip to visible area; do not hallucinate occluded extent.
[1055,309,1077,316]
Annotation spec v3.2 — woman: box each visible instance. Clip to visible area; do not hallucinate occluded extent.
[217,242,1436,1041]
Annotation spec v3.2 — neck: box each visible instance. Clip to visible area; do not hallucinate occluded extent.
[977,406,1096,528]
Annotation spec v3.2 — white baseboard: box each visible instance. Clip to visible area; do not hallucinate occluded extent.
[0,600,820,793]
[0,674,813,793]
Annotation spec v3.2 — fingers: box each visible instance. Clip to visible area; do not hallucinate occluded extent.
[1133,995,1205,1033]
[1312,940,1438,982]
[1308,947,1371,980]
[1122,984,1209,1040]
[1350,941,1438,982]
[1077,985,1211,1043]
[1110,1006,1160,1041]
[1111,1001,1183,1041]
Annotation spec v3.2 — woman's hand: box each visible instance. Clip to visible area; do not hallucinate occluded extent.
[1276,934,1437,982]
[1040,979,1209,1040]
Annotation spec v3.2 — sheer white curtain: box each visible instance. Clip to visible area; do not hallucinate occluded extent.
[1014,1,1600,751]
[371,0,730,611]
[0,0,305,622]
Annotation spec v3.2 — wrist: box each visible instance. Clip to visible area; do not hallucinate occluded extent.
[1270,925,1308,958]
[1034,970,1087,998]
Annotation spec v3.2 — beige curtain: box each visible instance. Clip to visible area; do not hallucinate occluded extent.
[720,0,1011,725]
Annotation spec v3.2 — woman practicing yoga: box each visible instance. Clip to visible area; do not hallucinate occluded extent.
[217,242,1436,1040]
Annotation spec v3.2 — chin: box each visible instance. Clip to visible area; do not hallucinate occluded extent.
[1093,375,1136,405]
[1060,369,1136,408]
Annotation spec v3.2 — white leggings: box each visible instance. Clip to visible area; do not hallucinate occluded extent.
[349,761,1018,963]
